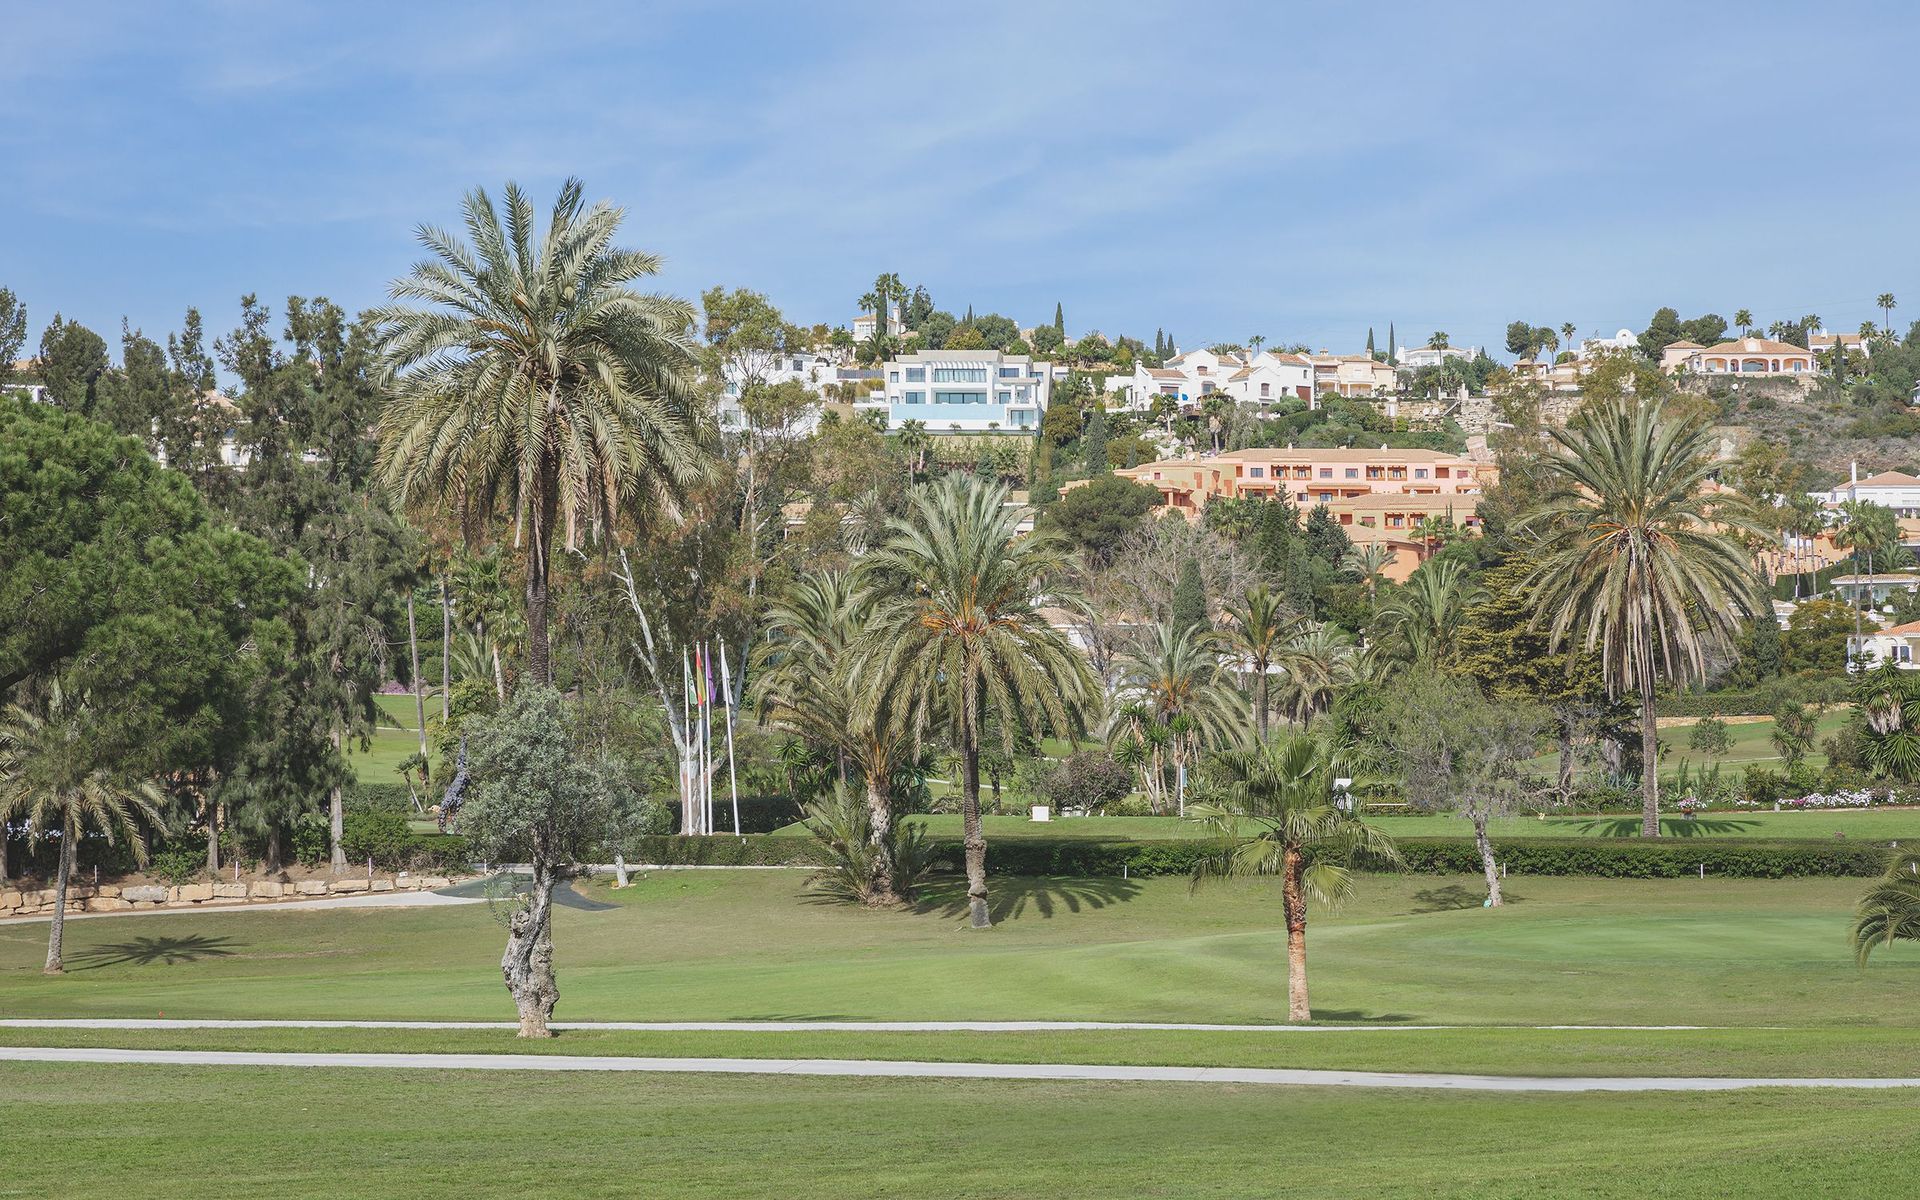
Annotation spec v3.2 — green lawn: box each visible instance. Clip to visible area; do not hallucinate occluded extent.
[347,692,443,784]
[3,871,1916,1076]
[6,1064,1915,1199]
[775,808,1920,842]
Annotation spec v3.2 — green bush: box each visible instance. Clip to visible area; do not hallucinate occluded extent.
[292,813,330,869]
[148,842,206,885]
[341,810,413,871]
[344,782,413,814]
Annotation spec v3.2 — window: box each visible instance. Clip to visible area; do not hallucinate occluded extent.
[1260,383,1271,397]
[1415,468,1428,479]
[932,367,988,383]
[1249,466,1265,478]
[905,367,926,382]
[1344,468,1358,478]
[903,390,926,405]
[1319,491,1333,503]
[888,371,900,383]
[934,391,987,405]
[1202,382,1215,394]
[999,367,1021,378]
[1319,468,1333,478]
[997,391,1012,403]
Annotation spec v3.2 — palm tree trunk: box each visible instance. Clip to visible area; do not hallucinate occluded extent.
[1472,811,1502,906]
[1282,847,1310,1022]
[329,726,347,873]
[961,674,990,929]
[1638,669,1660,838]
[0,824,8,886]
[1255,658,1270,742]
[502,861,559,1037]
[865,771,900,907]
[45,824,74,975]
[408,591,429,780]
[439,576,451,726]
[525,460,559,689]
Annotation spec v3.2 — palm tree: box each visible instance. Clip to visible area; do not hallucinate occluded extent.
[374,178,703,687]
[0,688,164,974]
[1521,396,1764,836]
[1734,309,1754,336]
[1376,556,1487,663]
[1560,322,1577,354]
[1222,585,1296,741]
[1850,850,1920,964]
[854,474,1095,927]
[1118,622,1246,811]
[1190,734,1400,1021]
[1341,543,1396,599]
[1878,293,1898,335]
[1271,624,1357,725]
[897,419,930,483]
[754,572,915,905]
[1428,332,1449,349]
[1836,499,1900,648]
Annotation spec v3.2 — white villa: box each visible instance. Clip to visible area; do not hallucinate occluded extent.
[863,349,1054,433]
[1395,344,1476,370]
[1811,464,1920,517]
[1661,336,1815,377]
[1850,620,1920,671]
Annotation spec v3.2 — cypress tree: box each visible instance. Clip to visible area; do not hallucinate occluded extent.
[1388,323,1396,363]
[1172,555,1208,634]
[1366,327,1376,357]
[1084,406,1110,474]
[1054,302,1065,336]
[965,304,974,324]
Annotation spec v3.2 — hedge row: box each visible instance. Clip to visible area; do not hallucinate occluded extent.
[628,834,1892,879]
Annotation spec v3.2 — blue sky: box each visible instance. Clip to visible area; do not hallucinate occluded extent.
[5,1,1919,363]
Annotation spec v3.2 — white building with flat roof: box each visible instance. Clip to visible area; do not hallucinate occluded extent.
[864,349,1054,433]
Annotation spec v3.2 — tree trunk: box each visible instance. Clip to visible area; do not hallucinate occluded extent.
[613,853,629,888]
[439,576,451,725]
[502,865,560,1037]
[205,797,220,875]
[525,462,559,690]
[266,826,283,876]
[329,726,347,873]
[961,676,989,929]
[1472,811,1503,907]
[865,772,900,907]
[1281,847,1309,1022]
[45,825,73,975]
[1255,659,1270,743]
[1555,720,1575,802]
[0,822,8,886]
[1638,669,1660,838]
[408,591,429,781]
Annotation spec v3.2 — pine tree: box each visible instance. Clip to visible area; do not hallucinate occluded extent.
[1083,406,1109,474]
[1054,302,1065,336]
[1172,555,1208,634]
[1303,504,1351,566]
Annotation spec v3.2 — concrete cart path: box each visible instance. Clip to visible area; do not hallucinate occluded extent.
[0,1045,1913,1092]
[0,890,481,925]
[0,1018,1736,1033]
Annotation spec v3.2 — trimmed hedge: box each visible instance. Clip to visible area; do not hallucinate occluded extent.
[665,795,801,836]
[628,833,1893,879]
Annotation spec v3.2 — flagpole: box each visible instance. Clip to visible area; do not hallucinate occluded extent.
[720,642,741,837]
[682,647,694,835]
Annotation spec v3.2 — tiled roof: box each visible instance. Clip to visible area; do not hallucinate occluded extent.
[1851,471,1920,488]
[1700,337,1812,356]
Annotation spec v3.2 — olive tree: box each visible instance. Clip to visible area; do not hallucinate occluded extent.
[461,686,631,1037]
[1381,669,1546,907]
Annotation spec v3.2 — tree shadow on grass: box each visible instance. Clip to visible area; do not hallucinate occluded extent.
[1564,816,1759,838]
[69,934,239,969]
[912,875,1143,923]
[1308,1009,1421,1023]
[1411,885,1492,913]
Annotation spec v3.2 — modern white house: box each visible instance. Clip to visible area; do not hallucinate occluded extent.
[1395,344,1476,370]
[863,349,1054,433]
[1811,464,1920,517]
[715,349,837,436]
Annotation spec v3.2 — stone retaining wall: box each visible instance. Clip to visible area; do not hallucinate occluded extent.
[0,874,467,919]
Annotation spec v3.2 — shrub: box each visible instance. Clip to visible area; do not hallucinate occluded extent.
[1687,716,1732,756]
[292,813,330,869]
[1027,751,1135,814]
[797,785,934,904]
[666,794,800,835]
[148,842,205,885]
[341,809,413,871]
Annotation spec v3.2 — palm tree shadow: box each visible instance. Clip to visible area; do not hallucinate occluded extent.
[1565,816,1759,838]
[913,875,1143,922]
[1408,884,1525,913]
[69,935,239,970]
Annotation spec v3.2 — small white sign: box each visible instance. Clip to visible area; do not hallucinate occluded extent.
[1030,805,1051,822]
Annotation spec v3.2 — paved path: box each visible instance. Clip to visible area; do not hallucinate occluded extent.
[0,1045,1911,1091]
[0,890,480,926]
[0,1018,1731,1033]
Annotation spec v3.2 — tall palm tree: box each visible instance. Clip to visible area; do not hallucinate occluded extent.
[1734,309,1754,336]
[1522,396,1764,836]
[0,688,163,974]
[1191,734,1400,1022]
[897,419,930,483]
[1376,556,1487,663]
[375,178,703,687]
[1271,624,1357,725]
[854,474,1095,928]
[1118,622,1246,811]
[1836,498,1900,648]
[1878,293,1898,335]
[1560,322,1577,354]
[1341,543,1396,599]
[1222,585,1296,741]
[754,572,915,905]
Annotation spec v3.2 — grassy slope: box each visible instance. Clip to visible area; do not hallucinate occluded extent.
[3,1064,1916,1199]
[2,872,1916,1076]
